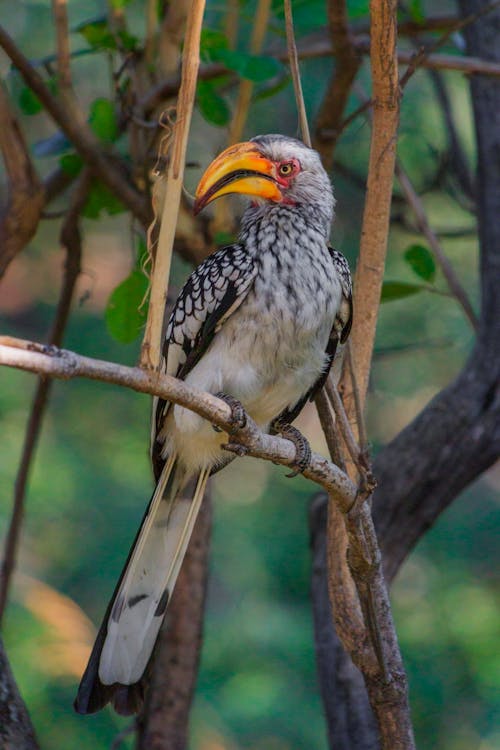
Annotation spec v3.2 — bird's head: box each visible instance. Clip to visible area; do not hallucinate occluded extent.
[193,134,334,221]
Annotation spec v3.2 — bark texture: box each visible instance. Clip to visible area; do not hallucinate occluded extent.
[374,0,500,582]
[311,0,500,746]
[0,636,39,750]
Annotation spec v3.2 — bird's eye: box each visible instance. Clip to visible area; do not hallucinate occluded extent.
[278,162,294,176]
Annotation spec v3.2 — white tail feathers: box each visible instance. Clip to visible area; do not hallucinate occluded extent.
[98,455,209,685]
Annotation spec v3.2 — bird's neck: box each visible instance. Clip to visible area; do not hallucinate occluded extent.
[239,201,332,248]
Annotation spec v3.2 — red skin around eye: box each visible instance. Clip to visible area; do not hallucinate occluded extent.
[274,158,301,204]
[275,158,301,188]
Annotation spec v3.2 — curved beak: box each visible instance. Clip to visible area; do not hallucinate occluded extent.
[194,141,282,215]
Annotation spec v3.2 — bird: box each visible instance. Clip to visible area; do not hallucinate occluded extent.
[75,134,352,716]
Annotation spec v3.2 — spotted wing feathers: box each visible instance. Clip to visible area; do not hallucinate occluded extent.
[152,244,256,476]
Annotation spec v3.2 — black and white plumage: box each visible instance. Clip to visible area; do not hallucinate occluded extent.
[75,134,352,716]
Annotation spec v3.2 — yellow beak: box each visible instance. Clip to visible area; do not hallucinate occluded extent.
[194,141,282,215]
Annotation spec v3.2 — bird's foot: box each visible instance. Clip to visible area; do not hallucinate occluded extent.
[213,392,247,432]
[272,421,312,478]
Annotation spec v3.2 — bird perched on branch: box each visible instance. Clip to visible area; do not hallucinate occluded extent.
[75,134,352,715]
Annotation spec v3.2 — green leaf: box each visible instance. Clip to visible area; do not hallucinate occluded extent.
[381,281,426,303]
[196,81,231,126]
[106,269,148,343]
[118,29,139,51]
[18,78,57,115]
[89,98,118,143]
[59,153,84,177]
[404,244,436,282]
[76,18,116,50]
[18,86,42,115]
[200,29,229,62]
[253,75,291,101]
[213,230,235,246]
[407,0,425,22]
[215,50,281,82]
[83,180,125,219]
[346,0,370,20]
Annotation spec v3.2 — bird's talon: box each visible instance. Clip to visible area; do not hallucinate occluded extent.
[273,422,312,477]
[223,442,249,457]
[215,392,247,430]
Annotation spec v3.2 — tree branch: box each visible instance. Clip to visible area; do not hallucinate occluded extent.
[395,161,479,329]
[347,0,400,409]
[0,338,356,505]
[0,173,89,621]
[309,497,378,750]
[0,635,40,750]
[0,83,44,278]
[373,0,500,582]
[140,0,206,369]
[0,24,150,227]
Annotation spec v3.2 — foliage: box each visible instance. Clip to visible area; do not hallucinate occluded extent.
[0,0,497,749]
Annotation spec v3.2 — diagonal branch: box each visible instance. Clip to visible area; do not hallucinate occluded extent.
[0,338,356,506]
[0,83,44,278]
[0,24,150,227]
[0,172,89,622]
[395,161,479,329]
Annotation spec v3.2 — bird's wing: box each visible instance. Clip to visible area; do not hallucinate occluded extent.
[151,243,256,475]
[274,246,353,426]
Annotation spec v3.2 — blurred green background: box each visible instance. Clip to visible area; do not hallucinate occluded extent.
[0,1,499,749]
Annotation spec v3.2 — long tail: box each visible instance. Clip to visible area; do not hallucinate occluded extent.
[75,455,210,715]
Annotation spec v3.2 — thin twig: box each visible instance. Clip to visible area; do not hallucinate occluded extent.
[315,389,346,471]
[52,0,71,93]
[139,43,500,122]
[284,0,311,146]
[0,24,149,226]
[0,173,89,621]
[228,0,271,144]
[395,161,479,329]
[313,0,361,167]
[225,0,240,48]
[345,340,368,453]
[212,0,271,236]
[140,0,206,370]
[144,0,158,66]
[325,377,366,476]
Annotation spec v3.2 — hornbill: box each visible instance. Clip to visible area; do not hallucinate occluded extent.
[75,134,352,715]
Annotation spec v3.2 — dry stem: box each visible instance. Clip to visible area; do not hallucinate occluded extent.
[348,0,400,409]
[140,0,206,370]
[284,0,311,146]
